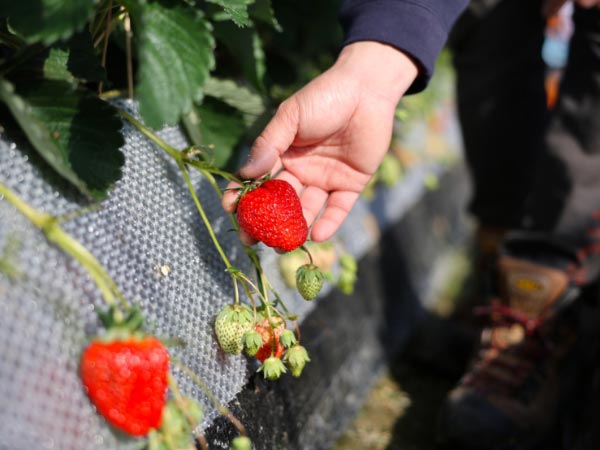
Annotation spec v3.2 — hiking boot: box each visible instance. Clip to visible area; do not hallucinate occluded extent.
[437,255,579,450]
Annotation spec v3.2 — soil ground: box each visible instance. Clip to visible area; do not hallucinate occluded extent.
[332,247,475,450]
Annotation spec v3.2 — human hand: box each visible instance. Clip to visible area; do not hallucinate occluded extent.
[222,41,418,245]
[543,0,600,16]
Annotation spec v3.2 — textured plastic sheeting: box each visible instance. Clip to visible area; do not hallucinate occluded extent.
[0,100,306,450]
[0,96,463,450]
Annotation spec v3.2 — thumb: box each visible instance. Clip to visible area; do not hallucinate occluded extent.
[239,97,300,179]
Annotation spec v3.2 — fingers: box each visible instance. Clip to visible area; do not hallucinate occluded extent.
[239,229,258,247]
[310,191,359,242]
[238,98,300,180]
[299,186,328,226]
[221,180,242,213]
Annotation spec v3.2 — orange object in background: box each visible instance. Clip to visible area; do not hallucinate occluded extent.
[545,69,561,110]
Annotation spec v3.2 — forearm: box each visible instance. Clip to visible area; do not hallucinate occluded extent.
[339,0,469,93]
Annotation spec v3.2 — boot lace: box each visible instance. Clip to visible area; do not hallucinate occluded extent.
[461,301,555,398]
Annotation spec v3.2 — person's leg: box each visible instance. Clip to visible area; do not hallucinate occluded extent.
[518,4,600,285]
[439,5,600,449]
[450,0,547,232]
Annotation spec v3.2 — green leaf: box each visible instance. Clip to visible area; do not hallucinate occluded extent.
[249,0,281,31]
[124,0,215,129]
[5,30,106,85]
[213,20,265,93]
[43,31,107,83]
[182,97,245,168]
[206,0,254,27]
[203,77,265,127]
[0,78,124,199]
[0,0,95,44]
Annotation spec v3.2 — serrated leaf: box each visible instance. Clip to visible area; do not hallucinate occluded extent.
[182,97,245,168]
[249,0,281,31]
[213,21,265,93]
[124,0,215,129]
[43,31,107,83]
[203,77,264,127]
[0,0,95,44]
[206,0,254,27]
[0,78,124,199]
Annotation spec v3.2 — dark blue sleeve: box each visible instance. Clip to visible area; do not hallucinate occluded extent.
[340,0,468,93]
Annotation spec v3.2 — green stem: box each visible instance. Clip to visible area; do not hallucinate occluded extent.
[118,109,180,160]
[118,107,294,326]
[186,159,241,184]
[300,245,314,265]
[177,161,233,270]
[0,183,51,228]
[120,108,236,273]
[172,359,247,435]
[0,30,25,49]
[0,182,127,315]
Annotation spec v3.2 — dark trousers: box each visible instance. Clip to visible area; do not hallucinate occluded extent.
[449,0,600,285]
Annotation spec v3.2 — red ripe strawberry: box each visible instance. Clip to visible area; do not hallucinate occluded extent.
[237,179,308,251]
[81,336,169,436]
[254,318,285,363]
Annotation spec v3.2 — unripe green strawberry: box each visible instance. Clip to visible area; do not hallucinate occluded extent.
[258,356,287,380]
[285,345,310,378]
[339,254,357,272]
[295,264,325,300]
[279,329,297,348]
[153,398,203,450]
[377,153,403,188]
[243,330,263,357]
[337,270,357,295]
[237,179,308,251]
[231,435,252,450]
[337,253,358,295]
[214,304,253,354]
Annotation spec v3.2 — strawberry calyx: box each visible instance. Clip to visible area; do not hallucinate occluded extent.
[95,305,149,342]
[148,397,203,450]
[258,355,287,380]
[229,173,273,208]
[243,330,263,357]
[284,344,310,378]
[217,303,254,325]
[279,329,297,348]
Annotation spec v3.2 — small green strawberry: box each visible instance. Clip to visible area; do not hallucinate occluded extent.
[279,329,297,348]
[149,398,203,450]
[258,356,287,380]
[285,345,311,378]
[377,153,403,188]
[296,264,325,300]
[337,253,358,295]
[243,330,263,357]
[339,254,357,272]
[214,304,254,354]
[231,435,252,450]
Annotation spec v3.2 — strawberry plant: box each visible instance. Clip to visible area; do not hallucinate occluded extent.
[0,0,354,447]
